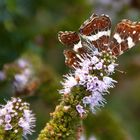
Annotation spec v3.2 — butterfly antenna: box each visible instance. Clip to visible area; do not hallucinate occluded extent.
[115,69,126,74]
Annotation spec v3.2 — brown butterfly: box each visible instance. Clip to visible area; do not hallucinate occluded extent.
[58,13,140,68]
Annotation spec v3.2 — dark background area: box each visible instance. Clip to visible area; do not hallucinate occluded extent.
[0,0,140,139]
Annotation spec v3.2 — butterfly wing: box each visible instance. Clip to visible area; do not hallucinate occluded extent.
[58,31,85,68]
[79,14,111,51]
[110,19,140,56]
[63,50,83,68]
[58,31,80,47]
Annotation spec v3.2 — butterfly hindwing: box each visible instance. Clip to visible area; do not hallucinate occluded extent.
[64,50,82,68]
[110,19,140,56]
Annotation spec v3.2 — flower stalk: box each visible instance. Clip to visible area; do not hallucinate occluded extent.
[37,45,118,139]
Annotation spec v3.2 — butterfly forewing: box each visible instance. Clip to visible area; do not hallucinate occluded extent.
[79,14,111,51]
[110,19,140,56]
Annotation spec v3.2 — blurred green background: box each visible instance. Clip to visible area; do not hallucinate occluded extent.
[0,0,140,139]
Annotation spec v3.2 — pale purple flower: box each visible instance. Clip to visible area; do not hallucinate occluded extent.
[90,92,106,113]
[14,74,28,84]
[76,104,85,116]
[91,56,99,64]
[4,102,14,113]
[80,59,91,69]
[82,91,106,113]
[96,81,108,93]
[23,68,32,77]
[14,74,28,91]
[23,110,36,130]
[19,118,30,133]
[91,92,105,106]
[75,69,88,85]
[5,114,11,123]
[60,74,78,94]
[83,96,91,106]
[19,110,36,136]
[63,74,77,88]
[17,59,28,68]
[108,64,115,73]
[5,123,12,130]
[86,76,101,92]
[95,62,103,70]
[0,108,7,116]
[0,71,6,81]
[103,76,117,87]
[11,98,17,103]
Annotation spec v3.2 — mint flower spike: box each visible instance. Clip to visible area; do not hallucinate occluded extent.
[37,14,140,140]
[60,50,118,115]
[0,97,36,139]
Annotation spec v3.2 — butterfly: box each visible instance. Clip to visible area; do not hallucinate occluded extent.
[58,13,140,69]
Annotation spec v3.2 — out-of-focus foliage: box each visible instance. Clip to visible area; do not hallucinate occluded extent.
[0,0,140,139]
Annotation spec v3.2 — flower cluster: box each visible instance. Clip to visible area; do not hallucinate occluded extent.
[0,97,36,138]
[60,49,118,116]
[13,59,33,92]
